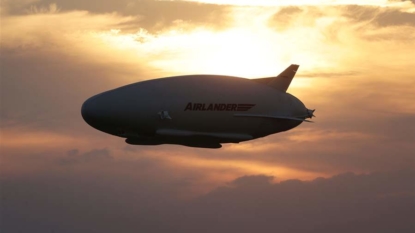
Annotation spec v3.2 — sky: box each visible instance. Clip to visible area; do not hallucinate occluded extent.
[1,0,415,232]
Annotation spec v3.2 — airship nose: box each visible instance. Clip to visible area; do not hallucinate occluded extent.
[81,96,102,128]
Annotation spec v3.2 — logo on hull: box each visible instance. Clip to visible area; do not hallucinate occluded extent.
[184,102,255,111]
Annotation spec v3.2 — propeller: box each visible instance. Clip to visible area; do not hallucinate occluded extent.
[306,109,316,119]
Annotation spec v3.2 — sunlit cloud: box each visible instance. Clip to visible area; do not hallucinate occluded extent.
[90,3,415,84]
[4,3,414,80]
[166,153,328,180]
[176,0,415,9]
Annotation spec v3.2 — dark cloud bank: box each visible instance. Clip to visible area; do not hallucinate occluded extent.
[1,158,414,233]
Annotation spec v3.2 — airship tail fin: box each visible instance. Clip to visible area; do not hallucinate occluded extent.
[252,64,299,92]
[269,64,299,92]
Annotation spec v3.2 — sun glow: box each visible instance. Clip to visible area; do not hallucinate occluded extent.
[147,149,329,182]
[150,28,290,77]
[94,25,328,81]
[74,4,384,84]
[90,4,375,84]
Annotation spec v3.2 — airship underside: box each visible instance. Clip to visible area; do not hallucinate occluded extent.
[82,64,315,148]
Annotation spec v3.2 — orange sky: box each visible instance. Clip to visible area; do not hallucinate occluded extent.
[1,0,415,196]
[1,1,415,232]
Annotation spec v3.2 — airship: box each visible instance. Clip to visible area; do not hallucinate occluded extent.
[81,64,315,148]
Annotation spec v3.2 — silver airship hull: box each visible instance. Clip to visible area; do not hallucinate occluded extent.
[82,64,315,148]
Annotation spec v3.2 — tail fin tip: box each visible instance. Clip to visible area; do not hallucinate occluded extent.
[269,64,300,92]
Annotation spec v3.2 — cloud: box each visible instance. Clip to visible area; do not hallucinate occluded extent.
[1,169,414,232]
[230,174,274,186]
[3,0,232,32]
[188,170,415,233]
[174,0,415,8]
[1,3,415,229]
[268,5,415,42]
[342,4,415,27]
[58,148,113,165]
